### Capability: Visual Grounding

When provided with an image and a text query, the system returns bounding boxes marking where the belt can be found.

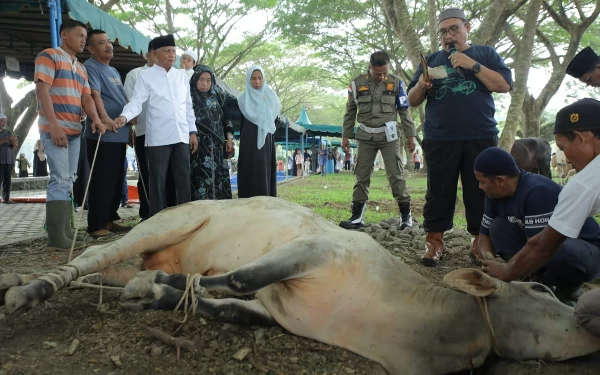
[358,123,386,134]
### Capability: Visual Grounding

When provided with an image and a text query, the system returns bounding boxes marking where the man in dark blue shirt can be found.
[474,147,600,306]
[407,7,512,267]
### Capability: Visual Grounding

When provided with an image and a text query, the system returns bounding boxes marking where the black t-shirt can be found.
[407,44,512,142]
[480,171,600,241]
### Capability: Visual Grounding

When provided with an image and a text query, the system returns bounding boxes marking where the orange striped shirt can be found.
[34,48,91,135]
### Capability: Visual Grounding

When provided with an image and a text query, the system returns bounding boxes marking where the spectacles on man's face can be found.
[437,23,465,38]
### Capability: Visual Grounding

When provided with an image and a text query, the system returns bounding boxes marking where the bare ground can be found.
[1,221,600,375]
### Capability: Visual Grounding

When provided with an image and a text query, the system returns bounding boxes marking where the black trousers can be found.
[422,137,497,235]
[134,135,150,220]
[0,163,13,202]
[145,143,191,217]
[489,218,600,288]
[86,140,126,233]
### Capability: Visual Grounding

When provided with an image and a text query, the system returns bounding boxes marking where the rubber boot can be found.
[64,200,85,243]
[46,201,86,251]
[421,232,445,267]
[339,202,366,229]
[398,201,413,230]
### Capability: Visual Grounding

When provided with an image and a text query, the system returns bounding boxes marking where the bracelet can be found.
[227,134,233,140]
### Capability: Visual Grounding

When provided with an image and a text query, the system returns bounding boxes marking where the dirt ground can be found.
[1,219,600,375]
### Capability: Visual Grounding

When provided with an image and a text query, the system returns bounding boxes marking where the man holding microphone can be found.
[407,7,513,267]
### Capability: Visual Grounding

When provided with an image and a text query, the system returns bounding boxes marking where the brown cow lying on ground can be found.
[1,197,600,375]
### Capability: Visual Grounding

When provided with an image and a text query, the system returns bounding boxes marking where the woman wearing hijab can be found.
[33,139,48,177]
[189,65,235,200]
[237,65,281,198]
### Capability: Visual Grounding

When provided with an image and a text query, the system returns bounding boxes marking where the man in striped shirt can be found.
[34,19,105,251]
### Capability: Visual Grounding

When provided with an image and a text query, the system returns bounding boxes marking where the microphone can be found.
[448,43,464,77]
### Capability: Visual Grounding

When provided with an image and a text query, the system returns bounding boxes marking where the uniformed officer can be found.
[473,146,600,306]
[480,99,600,311]
[566,46,600,87]
[340,50,416,230]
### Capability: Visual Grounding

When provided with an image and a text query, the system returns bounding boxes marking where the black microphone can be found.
[448,43,464,77]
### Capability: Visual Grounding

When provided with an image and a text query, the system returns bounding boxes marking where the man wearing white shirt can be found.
[123,40,155,221]
[115,34,198,217]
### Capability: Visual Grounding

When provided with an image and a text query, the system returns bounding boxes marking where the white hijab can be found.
[237,65,281,150]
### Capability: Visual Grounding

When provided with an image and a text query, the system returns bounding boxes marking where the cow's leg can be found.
[73,264,143,287]
[121,278,277,326]
[2,211,210,314]
[120,238,330,324]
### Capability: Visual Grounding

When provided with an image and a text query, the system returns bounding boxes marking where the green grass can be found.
[278,171,600,227]
[278,170,468,229]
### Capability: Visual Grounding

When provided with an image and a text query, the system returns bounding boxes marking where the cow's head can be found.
[444,268,600,361]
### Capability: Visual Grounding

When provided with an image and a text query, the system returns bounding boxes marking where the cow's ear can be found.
[443,268,498,297]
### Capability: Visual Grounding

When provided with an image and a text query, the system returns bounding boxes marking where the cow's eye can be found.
[531,284,552,294]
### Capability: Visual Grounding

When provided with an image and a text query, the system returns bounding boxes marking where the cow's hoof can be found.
[0,273,40,307]
[4,279,54,314]
[120,271,166,311]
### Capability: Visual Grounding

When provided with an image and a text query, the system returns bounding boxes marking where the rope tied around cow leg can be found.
[173,273,205,324]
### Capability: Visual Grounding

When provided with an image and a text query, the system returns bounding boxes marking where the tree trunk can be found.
[522,95,542,138]
[498,0,543,151]
[381,0,425,69]
[0,77,38,156]
[426,0,438,53]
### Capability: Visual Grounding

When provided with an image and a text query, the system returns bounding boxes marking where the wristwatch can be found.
[472,62,482,73]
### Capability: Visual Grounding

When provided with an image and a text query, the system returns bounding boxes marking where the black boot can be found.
[554,284,584,308]
[339,202,366,229]
[398,201,413,230]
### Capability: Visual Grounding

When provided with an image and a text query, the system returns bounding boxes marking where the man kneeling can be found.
[473,147,600,306]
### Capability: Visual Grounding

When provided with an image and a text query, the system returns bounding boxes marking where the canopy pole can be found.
[285,119,289,181]
[300,133,304,178]
[49,0,60,48]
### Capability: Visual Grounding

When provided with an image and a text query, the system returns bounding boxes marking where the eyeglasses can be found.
[437,23,465,37]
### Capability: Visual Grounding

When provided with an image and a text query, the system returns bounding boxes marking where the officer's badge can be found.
[358,86,369,91]
[570,113,580,123]
[386,83,394,91]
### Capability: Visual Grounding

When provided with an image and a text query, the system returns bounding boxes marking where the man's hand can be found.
[417,73,434,90]
[50,125,68,148]
[102,117,118,133]
[481,260,513,282]
[449,53,476,71]
[92,119,107,135]
[190,134,198,154]
[114,116,127,128]
[342,137,350,153]
[406,136,416,153]
[9,136,18,148]
[226,139,234,154]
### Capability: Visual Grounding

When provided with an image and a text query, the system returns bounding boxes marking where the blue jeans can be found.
[41,131,81,201]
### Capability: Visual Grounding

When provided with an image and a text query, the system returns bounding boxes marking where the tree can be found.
[0,78,37,157]
[498,0,544,151]
[520,0,600,138]
[107,0,276,78]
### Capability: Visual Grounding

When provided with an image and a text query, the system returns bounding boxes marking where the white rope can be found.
[173,273,204,324]
[476,296,501,357]
[68,132,102,263]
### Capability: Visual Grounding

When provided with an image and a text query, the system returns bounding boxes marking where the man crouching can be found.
[473,146,600,307]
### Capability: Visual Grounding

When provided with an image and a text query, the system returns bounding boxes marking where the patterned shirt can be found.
[480,170,600,241]
[34,47,91,135]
